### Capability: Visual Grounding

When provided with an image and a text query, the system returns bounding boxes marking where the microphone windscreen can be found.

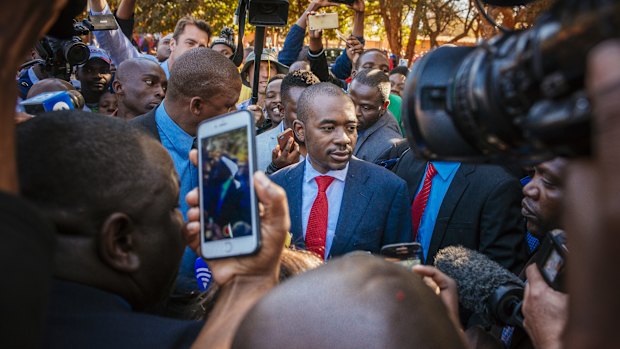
[434,246,524,314]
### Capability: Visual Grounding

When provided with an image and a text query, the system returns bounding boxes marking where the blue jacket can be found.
[270,157,412,257]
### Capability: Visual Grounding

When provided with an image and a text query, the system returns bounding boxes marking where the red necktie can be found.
[305,176,335,259]
[411,163,437,241]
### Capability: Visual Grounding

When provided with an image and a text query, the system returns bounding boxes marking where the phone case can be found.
[308,13,339,31]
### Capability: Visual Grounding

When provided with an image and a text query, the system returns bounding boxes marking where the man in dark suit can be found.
[130,47,242,293]
[349,68,403,163]
[271,83,412,259]
[16,111,291,349]
[391,147,528,273]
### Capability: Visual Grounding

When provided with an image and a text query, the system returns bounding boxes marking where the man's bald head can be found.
[233,255,466,349]
[113,58,167,119]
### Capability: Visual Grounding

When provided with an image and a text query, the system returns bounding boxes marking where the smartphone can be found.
[380,242,425,269]
[308,13,339,31]
[277,128,294,150]
[197,110,260,259]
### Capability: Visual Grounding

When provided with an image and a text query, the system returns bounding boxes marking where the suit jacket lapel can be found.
[353,114,386,155]
[329,159,372,257]
[427,165,473,262]
[286,161,306,248]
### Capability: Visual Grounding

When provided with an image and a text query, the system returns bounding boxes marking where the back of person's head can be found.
[17,111,185,310]
[351,68,391,104]
[232,255,466,349]
[167,47,242,102]
[26,78,75,99]
[280,70,320,106]
[390,65,409,77]
[193,248,323,320]
[173,15,212,42]
[297,82,351,123]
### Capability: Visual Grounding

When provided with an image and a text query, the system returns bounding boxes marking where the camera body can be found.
[33,15,118,81]
[248,0,289,27]
[404,0,620,164]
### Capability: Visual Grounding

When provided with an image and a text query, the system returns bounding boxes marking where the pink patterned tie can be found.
[411,163,437,241]
[305,176,335,259]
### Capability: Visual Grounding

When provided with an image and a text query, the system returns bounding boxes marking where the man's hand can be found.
[345,36,364,62]
[185,150,290,286]
[271,137,301,170]
[413,265,461,331]
[246,104,265,127]
[522,265,568,349]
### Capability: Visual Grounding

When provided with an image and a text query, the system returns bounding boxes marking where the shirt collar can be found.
[430,161,461,181]
[304,155,349,184]
[155,100,194,158]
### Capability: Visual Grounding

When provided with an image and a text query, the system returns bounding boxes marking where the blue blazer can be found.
[270,158,413,257]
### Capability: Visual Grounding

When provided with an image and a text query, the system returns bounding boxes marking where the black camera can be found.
[489,229,568,327]
[32,15,118,81]
[248,0,289,27]
[403,0,620,164]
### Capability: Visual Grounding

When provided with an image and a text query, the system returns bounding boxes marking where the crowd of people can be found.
[3,0,620,348]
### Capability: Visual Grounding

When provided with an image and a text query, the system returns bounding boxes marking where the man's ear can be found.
[99,213,139,273]
[112,80,123,95]
[189,97,204,117]
[169,38,177,53]
[293,119,306,143]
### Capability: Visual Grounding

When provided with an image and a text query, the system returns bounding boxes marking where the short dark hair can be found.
[354,48,387,70]
[167,47,241,100]
[390,65,409,76]
[268,74,286,85]
[297,82,351,123]
[173,15,212,42]
[280,70,320,106]
[17,111,156,234]
[351,68,390,104]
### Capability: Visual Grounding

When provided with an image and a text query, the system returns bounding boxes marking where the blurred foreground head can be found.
[16,111,185,310]
[232,255,466,349]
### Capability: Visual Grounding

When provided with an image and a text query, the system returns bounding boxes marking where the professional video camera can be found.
[232,0,289,104]
[435,229,568,328]
[26,15,117,81]
[403,0,620,164]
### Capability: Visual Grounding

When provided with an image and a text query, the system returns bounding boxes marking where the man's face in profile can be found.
[521,158,568,237]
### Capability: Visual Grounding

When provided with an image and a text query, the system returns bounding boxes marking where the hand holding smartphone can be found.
[277,128,294,151]
[197,110,260,259]
[381,242,425,269]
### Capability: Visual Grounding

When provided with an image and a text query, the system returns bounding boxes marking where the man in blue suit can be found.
[271,83,412,259]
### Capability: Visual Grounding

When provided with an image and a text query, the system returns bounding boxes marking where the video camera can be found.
[29,14,118,81]
[489,229,568,327]
[403,0,620,164]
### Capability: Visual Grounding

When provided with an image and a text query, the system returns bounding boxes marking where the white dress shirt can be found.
[301,156,349,260]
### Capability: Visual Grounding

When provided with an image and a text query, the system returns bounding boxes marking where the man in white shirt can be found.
[89,0,212,78]
[270,82,412,259]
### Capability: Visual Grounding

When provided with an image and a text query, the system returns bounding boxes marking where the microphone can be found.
[20,91,84,114]
[67,90,85,110]
[434,246,525,327]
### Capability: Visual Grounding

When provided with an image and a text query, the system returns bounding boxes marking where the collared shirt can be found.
[415,161,461,261]
[155,101,197,219]
[301,156,349,260]
[160,60,170,79]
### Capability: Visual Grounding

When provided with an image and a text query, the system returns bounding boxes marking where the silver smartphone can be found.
[197,110,260,259]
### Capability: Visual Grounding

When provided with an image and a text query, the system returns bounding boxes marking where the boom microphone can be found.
[434,246,525,327]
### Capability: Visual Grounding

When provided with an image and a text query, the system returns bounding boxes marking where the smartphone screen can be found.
[198,111,260,259]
